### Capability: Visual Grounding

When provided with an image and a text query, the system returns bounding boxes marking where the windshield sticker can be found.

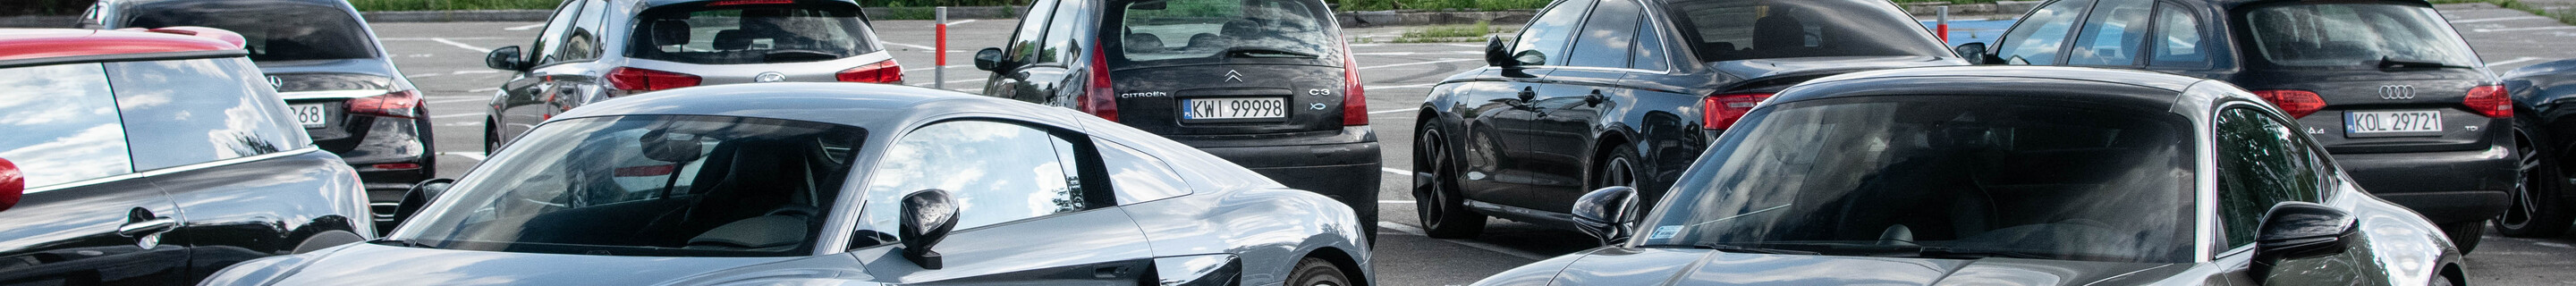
[1648,225,1682,240]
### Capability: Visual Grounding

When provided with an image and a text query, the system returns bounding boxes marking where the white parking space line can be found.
[1359,59,1479,70]
[946,20,979,26]
[1368,108,1416,114]
[431,113,484,119]
[470,88,501,92]
[881,41,938,51]
[1443,43,1483,47]
[504,23,547,30]
[408,70,502,79]
[1380,223,1551,260]
[2452,16,2550,23]
[2541,242,2574,248]
[431,38,494,53]
[2475,26,2576,33]
[1382,167,1410,175]
[443,152,487,162]
[428,97,485,104]
[1377,200,1416,204]
[2489,56,2548,66]
[910,79,985,87]
[1366,83,1438,90]
[902,64,977,72]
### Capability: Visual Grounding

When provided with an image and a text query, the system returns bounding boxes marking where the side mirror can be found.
[0,157,21,213]
[1952,43,1991,64]
[900,189,960,269]
[484,46,526,71]
[1484,36,1516,69]
[973,47,1005,72]
[388,178,456,229]
[1572,186,1641,245]
[2251,201,2356,275]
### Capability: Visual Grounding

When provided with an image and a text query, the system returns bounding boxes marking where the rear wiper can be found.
[1686,243,1821,255]
[1224,46,1319,58]
[2378,56,2472,71]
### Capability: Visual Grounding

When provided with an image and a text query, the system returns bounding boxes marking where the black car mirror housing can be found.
[1484,36,1515,69]
[1572,186,1640,245]
[0,157,21,213]
[900,189,960,269]
[485,46,526,71]
[1952,42,1991,64]
[388,178,456,231]
[2251,201,2356,275]
[974,47,1006,72]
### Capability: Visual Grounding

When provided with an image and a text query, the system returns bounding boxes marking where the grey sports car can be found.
[200,83,1371,286]
[1475,66,2466,285]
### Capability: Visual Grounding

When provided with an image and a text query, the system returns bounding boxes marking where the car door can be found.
[0,63,191,286]
[852,120,1154,285]
[99,57,366,280]
[496,0,589,142]
[1523,0,1650,210]
[1478,0,1589,208]
[536,0,614,120]
[2207,105,2368,283]
[1989,0,2092,65]
[985,0,1065,104]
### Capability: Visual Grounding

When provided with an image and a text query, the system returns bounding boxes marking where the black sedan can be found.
[2499,58,2576,238]
[85,0,436,233]
[1474,66,2465,286]
[201,83,1371,286]
[1411,0,1965,238]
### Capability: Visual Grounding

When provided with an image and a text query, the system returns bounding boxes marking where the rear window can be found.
[1106,0,1343,67]
[2246,3,2479,69]
[629,3,882,64]
[121,2,378,62]
[1664,0,1950,62]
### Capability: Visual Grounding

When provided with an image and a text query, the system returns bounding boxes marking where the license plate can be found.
[2345,110,2442,134]
[290,104,327,128]
[1182,97,1288,120]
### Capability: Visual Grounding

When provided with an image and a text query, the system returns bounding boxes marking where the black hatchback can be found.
[972,0,1382,238]
[1953,0,2510,251]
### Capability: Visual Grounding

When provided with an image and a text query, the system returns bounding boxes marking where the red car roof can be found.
[0,28,246,62]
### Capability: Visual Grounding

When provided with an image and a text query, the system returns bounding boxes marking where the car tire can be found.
[413,106,436,174]
[1285,257,1351,286]
[2439,221,2485,254]
[2500,122,2574,238]
[1592,144,1642,191]
[1415,128,1485,239]
[484,118,501,154]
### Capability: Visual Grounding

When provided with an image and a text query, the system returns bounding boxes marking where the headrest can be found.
[651,20,692,45]
[714,29,753,50]
[1125,33,1164,51]
[1752,13,1806,50]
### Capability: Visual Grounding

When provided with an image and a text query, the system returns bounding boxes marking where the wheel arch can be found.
[1300,246,1370,286]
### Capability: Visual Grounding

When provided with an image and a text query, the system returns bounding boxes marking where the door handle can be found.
[1516,87,1537,102]
[119,207,177,248]
[1585,89,1606,106]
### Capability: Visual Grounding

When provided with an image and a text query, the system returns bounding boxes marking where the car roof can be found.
[0,28,244,64]
[548,82,1068,130]
[636,0,862,7]
[1776,66,2210,113]
[110,0,352,10]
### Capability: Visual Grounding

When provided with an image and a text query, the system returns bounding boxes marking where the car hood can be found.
[1708,55,1967,89]
[1522,248,2191,286]
[222,242,809,285]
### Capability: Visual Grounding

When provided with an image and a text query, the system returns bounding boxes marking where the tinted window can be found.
[1640,96,2196,263]
[864,121,1093,232]
[629,3,885,64]
[109,58,309,171]
[397,115,863,257]
[530,0,587,64]
[1511,0,1594,66]
[2065,0,2148,66]
[1041,0,1086,64]
[1107,0,1343,67]
[2148,3,2216,69]
[2246,4,2479,69]
[122,2,377,62]
[1568,0,1642,68]
[0,63,132,188]
[555,0,610,63]
[1632,16,1671,71]
[1663,0,1950,62]
[1006,0,1061,63]
[1996,0,2090,65]
[1098,139,1189,205]
[2213,107,2322,248]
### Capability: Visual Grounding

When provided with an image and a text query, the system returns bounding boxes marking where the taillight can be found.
[1341,42,1368,126]
[348,89,421,119]
[606,67,700,93]
[1700,93,1770,130]
[836,60,903,83]
[2466,85,2512,118]
[2249,89,2326,118]
[1081,42,1118,122]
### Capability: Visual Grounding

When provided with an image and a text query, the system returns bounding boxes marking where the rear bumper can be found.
[2334,145,2514,223]
[1179,126,1383,214]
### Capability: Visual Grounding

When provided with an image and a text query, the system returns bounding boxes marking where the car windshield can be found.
[1639,97,2197,263]
[629,3,882,64]
[394,115,865,257]
[2245,3,2480,69]
[121,2,378,62]
[1663,0,1950,62]
[1106,0,1342,66]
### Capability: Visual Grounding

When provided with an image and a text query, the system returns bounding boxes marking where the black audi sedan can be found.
[84,0,434,233]
[0,28,372,285]
[2497,58,2576,239]
[1953,0,2510,251]
[1476,66,2466,286]
[202,83,1372,286]
[1410,0,1965,238]
[971,0,1383,240]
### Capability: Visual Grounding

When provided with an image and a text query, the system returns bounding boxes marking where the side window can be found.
[1631,15,1670,71]
[553,0,611,63]
[1995,0,2091,65]
[0,63,133,188]
[2066,0,2151,66]
[1097,139,1189,205]
[530,0,588,64]
[109,58,310,171]
[1038,0,1085,64]
[1510,0,1596,66]
[2212,107,2324,248]
[1567,0,1641,68]
[865,121,1095,232]
[2148,3,2215,69]
[1006,0,1063,63]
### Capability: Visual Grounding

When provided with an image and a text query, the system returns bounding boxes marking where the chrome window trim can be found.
[24,147,321,195]
[1632,0,1679,74]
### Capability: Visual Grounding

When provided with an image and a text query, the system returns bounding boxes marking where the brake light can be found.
[836,60,903,83]
[606,67,700,93]
[348,89,421,119]
[1081,40,1118,122]
[2466,85,2512,118]
[1700,93,1770,130]
[2249,89,2326,118]
[1341,42,1368,126]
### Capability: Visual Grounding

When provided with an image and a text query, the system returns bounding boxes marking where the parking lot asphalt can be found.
[375,4,2576,284]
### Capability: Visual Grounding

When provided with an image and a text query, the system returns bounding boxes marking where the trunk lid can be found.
[2235,67,2502,153]
[1108,63,1347,136]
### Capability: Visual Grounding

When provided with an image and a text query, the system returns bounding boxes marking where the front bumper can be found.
[2334,145,2514,223]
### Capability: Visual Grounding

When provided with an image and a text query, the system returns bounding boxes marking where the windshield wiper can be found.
[1911,247,2053,259]
[374,239,437,248]
[2378,56,2472,71]
[1683,243,1821,255]
[1224,46,1319,58]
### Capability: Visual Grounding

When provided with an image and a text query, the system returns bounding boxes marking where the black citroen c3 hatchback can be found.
[974,0,1380,239]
